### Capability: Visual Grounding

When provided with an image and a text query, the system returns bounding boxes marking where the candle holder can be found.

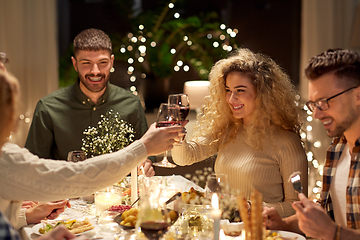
[95,186,122,216]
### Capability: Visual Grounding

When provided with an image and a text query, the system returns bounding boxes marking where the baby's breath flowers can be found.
[81,110,135,158]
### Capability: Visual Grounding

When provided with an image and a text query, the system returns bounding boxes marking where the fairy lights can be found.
[114,1,239,95]
[301,102,323,200]
[177,60,183,66]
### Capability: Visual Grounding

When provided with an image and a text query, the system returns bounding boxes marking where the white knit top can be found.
[0,141,147,228]
[172,126,308,218]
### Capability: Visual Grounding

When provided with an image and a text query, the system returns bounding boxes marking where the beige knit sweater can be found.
[172,126,308,218]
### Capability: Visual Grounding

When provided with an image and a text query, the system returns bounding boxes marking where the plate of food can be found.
[114,208,179,230]
[32,218,94,236]
[265,230,306,240]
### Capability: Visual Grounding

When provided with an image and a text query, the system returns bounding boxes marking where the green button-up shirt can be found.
[25,80,148,160]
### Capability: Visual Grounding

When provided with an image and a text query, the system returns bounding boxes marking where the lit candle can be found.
[212,193,222,240]
[95,190,122,216]
[131,166,138,208]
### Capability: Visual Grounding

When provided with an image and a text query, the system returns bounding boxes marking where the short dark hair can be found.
[305,48,360,87]
[73,28,112,56]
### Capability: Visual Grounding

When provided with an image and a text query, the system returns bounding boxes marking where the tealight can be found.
[95,188,122,216]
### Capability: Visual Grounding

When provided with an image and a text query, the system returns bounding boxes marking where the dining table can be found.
[20,175,203,240]
[19,174,316,240]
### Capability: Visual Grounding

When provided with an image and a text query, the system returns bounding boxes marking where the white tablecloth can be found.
[20,175,201,240]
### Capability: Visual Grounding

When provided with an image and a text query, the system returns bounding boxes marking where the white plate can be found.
[31,222,94,236]
[271,230,306,240]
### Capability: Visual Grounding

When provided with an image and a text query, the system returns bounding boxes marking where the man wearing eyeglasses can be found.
[264,48,360,240]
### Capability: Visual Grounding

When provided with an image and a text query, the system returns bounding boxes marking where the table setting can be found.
[20,172,308,240]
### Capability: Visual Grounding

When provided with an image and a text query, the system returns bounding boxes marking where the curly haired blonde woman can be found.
[172,48,308,218]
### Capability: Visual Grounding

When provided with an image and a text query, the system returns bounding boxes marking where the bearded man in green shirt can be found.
[25,28,155,177]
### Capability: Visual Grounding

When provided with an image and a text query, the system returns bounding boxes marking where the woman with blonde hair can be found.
[172,48,307,218]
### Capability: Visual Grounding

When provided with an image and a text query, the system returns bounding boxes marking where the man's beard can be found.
[327,110,358,138]
[79,73,109,93]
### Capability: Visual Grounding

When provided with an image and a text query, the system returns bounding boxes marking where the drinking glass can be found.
[137,177,170,240]
[168,94,190,143]
[67,150,86,162]
[153,103,180,168]
[95,186,122,216]
[204,173,230,196]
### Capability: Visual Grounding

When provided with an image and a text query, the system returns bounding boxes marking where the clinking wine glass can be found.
[153,103,180,168]
[168,94,190,144]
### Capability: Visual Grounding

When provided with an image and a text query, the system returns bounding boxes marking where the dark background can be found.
[57,0,301,93]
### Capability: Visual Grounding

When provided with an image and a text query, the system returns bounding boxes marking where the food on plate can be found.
[118,208,178,228]
[120,208,138,227]
[182,187,204,204]
[265,230,298,240]
[222,204,241,223]
[168,210,178,223]
[39,218,94,234]
[108,204,131,214]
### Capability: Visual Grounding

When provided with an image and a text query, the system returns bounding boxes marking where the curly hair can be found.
[0,70,20,148]
[305,48,360,88]
[193,48,302,149]
[73,28,112,56]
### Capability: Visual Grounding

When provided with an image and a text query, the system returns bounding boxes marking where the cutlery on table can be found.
[165,192,182,205]
[289,172,302,193]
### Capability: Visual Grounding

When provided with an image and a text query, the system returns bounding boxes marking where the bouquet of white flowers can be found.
[81,110,135,158]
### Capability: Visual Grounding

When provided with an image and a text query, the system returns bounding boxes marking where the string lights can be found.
[300,102,323,201]
[113,1,239,96]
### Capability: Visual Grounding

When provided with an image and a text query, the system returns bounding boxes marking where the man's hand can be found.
[139,123,183,156]
[26,200,71,224]
[292,193,337,240]
[138,159,155,177]
[263,207,286,230]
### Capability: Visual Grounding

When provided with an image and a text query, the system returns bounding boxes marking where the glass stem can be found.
[163,151,168,161]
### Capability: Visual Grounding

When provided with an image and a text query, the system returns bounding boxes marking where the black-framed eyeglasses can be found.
[306,86,358,112]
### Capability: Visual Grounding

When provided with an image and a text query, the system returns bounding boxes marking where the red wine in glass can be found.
[153,103,179,168]
[179,107,190,121]
[156,121,180,128]
[140,221,170,240]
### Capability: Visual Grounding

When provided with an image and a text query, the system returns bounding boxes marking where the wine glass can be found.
[137,178,170,240]
[67,150,86,162]
[205,173,230,197]
[153,103,180,168]
[168,94,190,143]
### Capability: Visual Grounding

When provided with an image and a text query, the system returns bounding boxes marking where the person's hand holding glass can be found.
[168,93,190,144]
[153,103,180,168]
